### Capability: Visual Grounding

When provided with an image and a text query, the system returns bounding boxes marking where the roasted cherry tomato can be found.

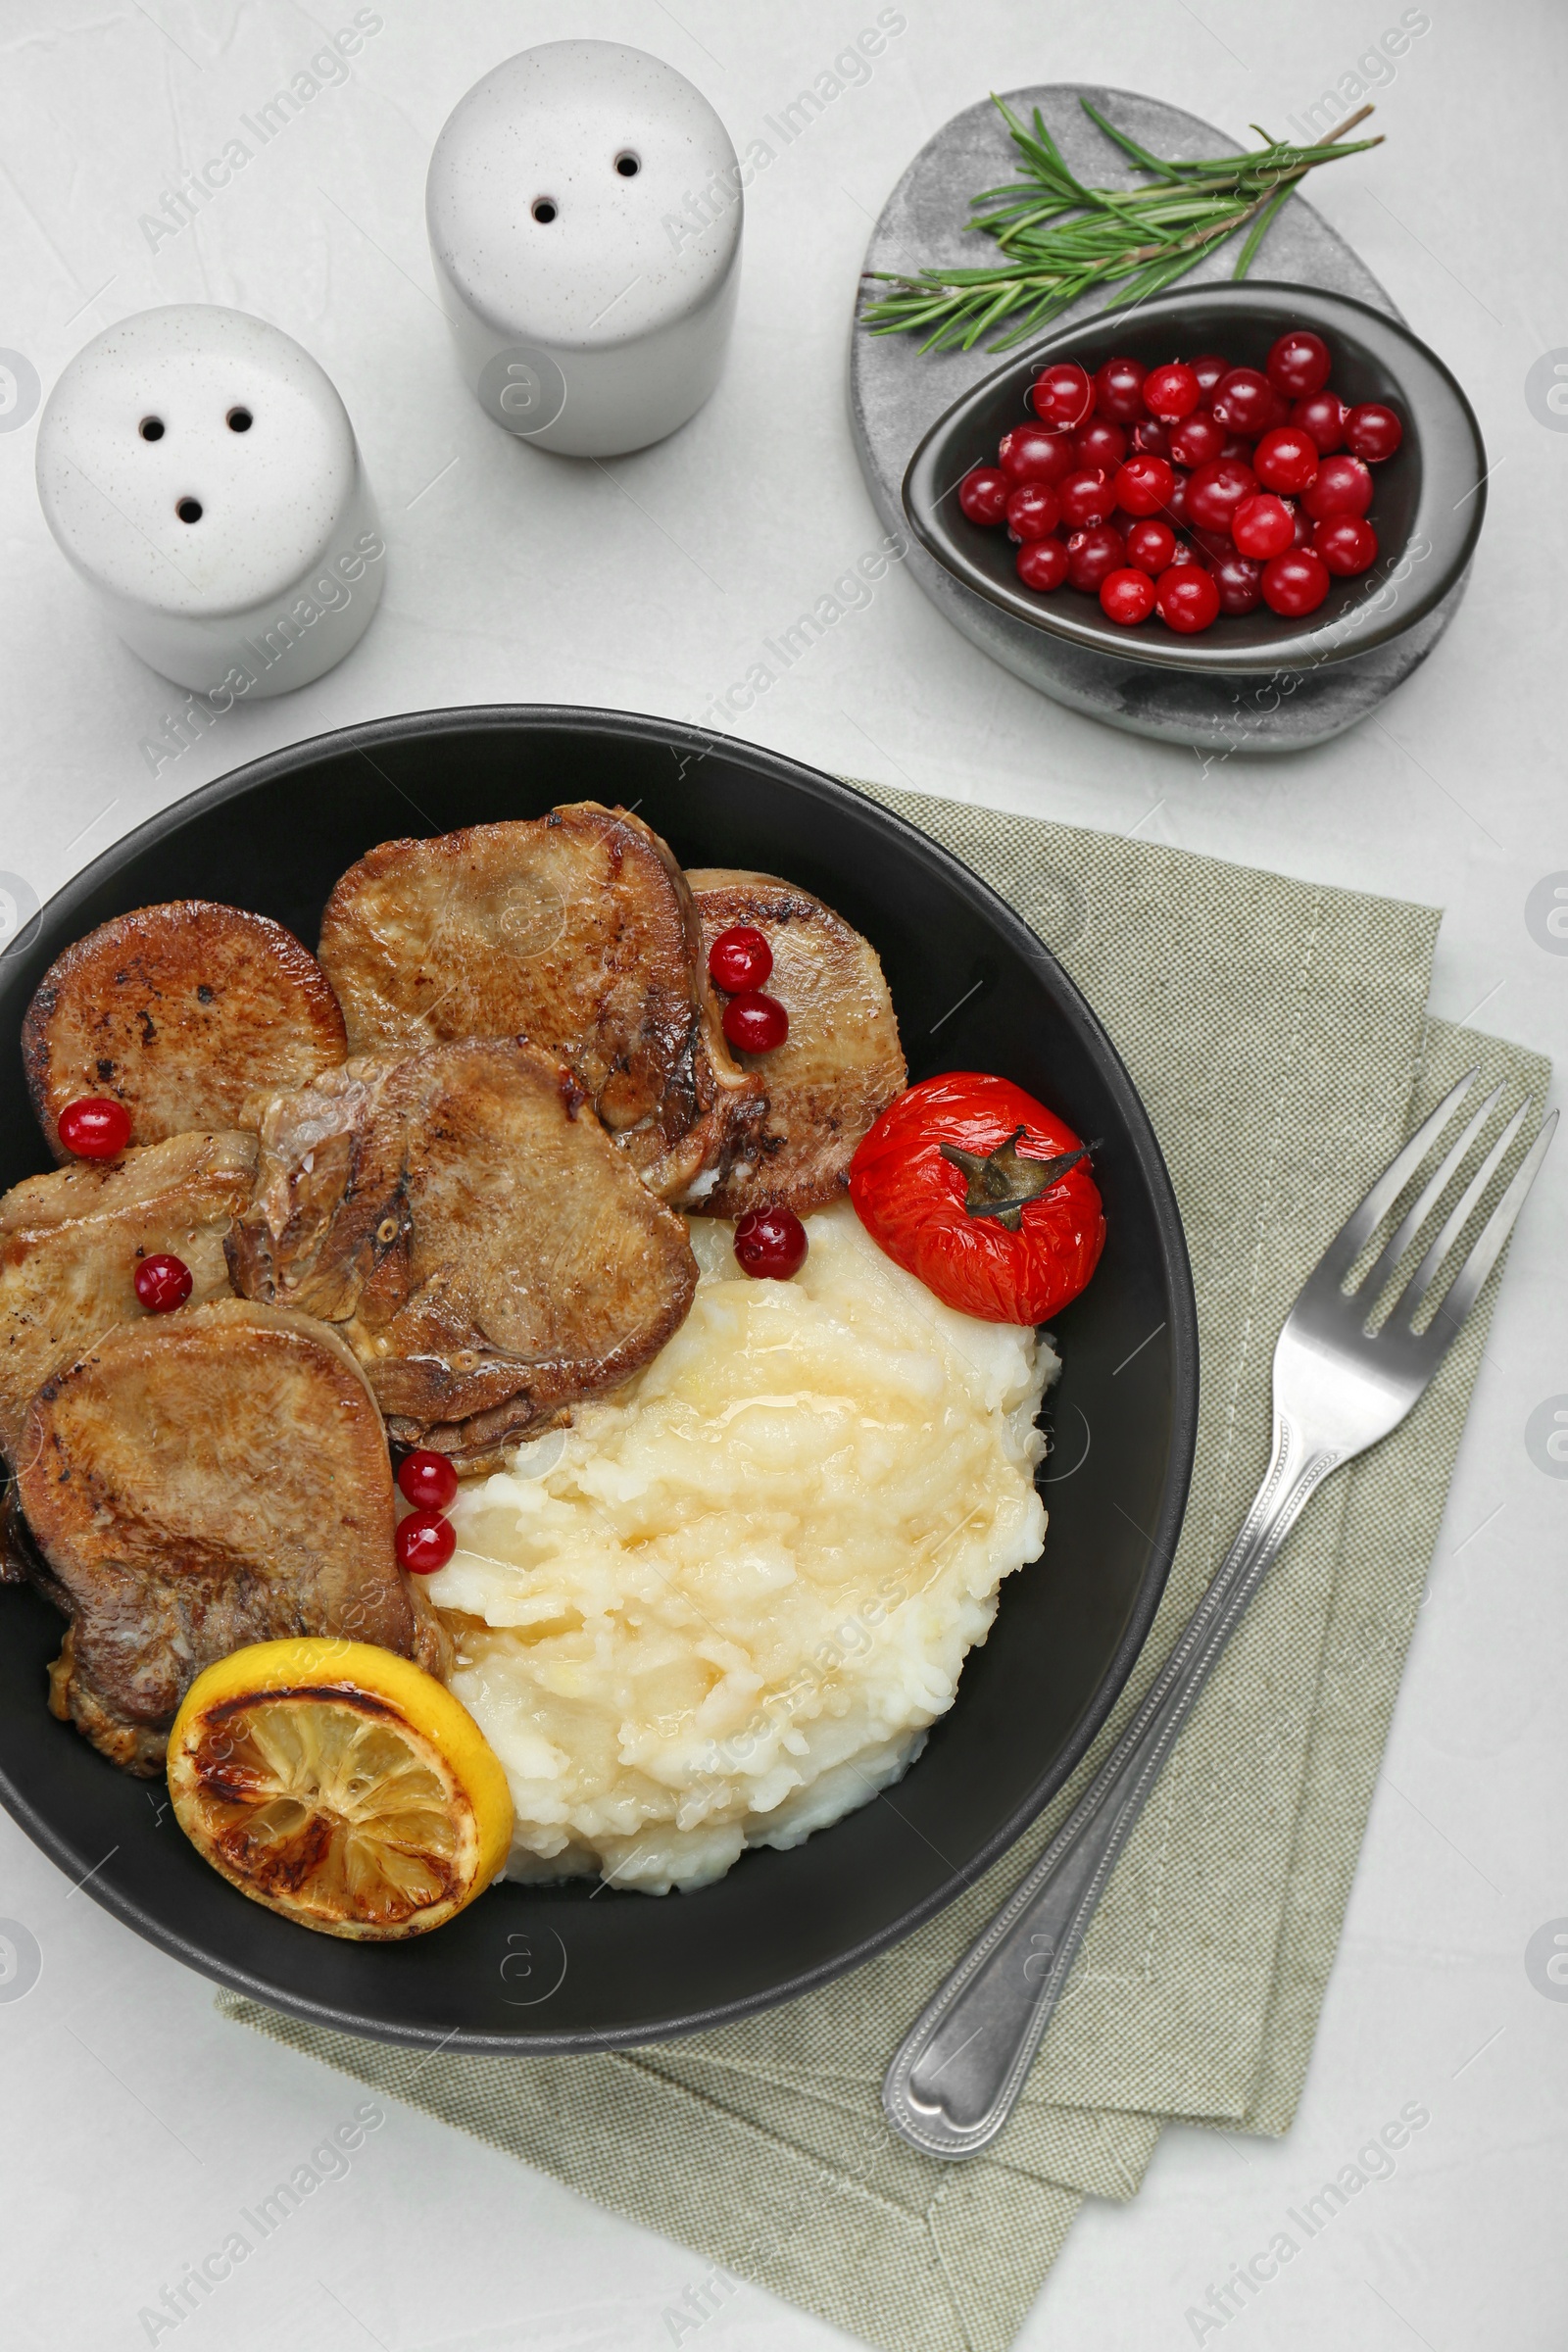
[849,1073,1104,1324]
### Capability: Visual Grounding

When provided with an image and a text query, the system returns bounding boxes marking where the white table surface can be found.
[1,5,1563,2348]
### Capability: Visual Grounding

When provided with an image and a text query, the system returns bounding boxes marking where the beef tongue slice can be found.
[23,901,346,1156]
[228,1037,698,1468]
[16,1298,423,1776]
[0,1130,258,1465]
[686,869,906,1218]
[316,804,761,1202]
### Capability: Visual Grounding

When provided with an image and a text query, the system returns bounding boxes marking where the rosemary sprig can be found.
[862,96,1383,352]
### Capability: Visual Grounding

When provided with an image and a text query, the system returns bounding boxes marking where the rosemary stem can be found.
[860,95,1386,353]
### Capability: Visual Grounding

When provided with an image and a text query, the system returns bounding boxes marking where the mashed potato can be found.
[428,1201,1055,1893]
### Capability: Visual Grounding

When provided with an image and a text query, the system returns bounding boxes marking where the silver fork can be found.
[883,1071,1556,2161]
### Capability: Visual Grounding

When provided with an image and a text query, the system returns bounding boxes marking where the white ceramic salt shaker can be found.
[426,40,742,458]
[35,305,383,701]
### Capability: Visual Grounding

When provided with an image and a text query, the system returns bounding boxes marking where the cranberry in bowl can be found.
[902,279,1486,679]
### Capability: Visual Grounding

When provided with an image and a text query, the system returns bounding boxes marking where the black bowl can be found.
[904,279,1487,675]
[0,708,1197,2051]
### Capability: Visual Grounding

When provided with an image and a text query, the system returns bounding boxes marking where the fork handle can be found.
[882,1412,1342,2160]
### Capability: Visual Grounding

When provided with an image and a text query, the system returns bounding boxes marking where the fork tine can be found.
[1392,1097,1532,1327]
[1318,1068,1480,1281]
[1354,1082,1503,1300]
[1417,1108,1558,1346]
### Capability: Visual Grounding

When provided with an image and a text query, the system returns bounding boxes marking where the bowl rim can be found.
[0,704,1200,2048]
[902,277,1488,676]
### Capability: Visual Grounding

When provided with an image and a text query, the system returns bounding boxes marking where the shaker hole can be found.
[139,416,165,441]
[615,152,640,177]
[531,198,558,224]
[176,497,203,524]
[226,406,253,432]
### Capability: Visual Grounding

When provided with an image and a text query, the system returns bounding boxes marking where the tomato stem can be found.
[939,1126,1089,1232]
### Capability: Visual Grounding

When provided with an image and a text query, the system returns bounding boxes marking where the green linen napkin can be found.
[219,786,1549,2352]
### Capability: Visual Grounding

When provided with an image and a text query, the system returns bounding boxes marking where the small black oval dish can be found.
[904,279,1486,675]
[0,708,1197,2052]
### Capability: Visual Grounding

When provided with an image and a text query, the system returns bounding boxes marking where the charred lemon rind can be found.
[167,1639,514,1940]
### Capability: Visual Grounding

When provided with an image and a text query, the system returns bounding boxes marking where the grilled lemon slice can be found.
[167,1639,514,1939]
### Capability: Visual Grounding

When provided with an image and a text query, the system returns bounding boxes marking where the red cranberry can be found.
[1290,391,1347,454]
[1073,418,1127,472]
[1291,504,1315,548]
[134,1252,192,1313]
[396,1511,456,1574]
[1344,402,1403,463]
[1209,552,1263,614]
[1143,361,1200,421]
[957,466,1009,525]
[1168,410,1226,469]
[1064,524,1125,592]
[1266,329,1332,398]
[398,1449,460,1511]
[57,1097,131,1158]
[1260,548,1331,616]
[1218,434,1256,464]
[1163,538,1204,568]
[734,1203,808,1280]
[1032,361,1094,429]
[722,991,789,1054]
[1094,356,1147,421]
[1162,472,1191,527]
[1005,482,1061,542]
[1231,492,1297,560]
[1123,517,1177,575]
[1210,368,1274,437]
[1155,566,1220,633]
[1112,454,1176,517]
[1252,425,1319,495]
[1313,515,1379,575]
[1302,454,1373,520]
[1016,537,1068,591]
[1189,526,1237,564]
[1131,415,1171,459]
[1100,567,1156,625]
[999,425,1074,485]
[1186,457,1258,534]
[1188,353,1230,400]
[709,925,772,991]
[1058,469,1116,529]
